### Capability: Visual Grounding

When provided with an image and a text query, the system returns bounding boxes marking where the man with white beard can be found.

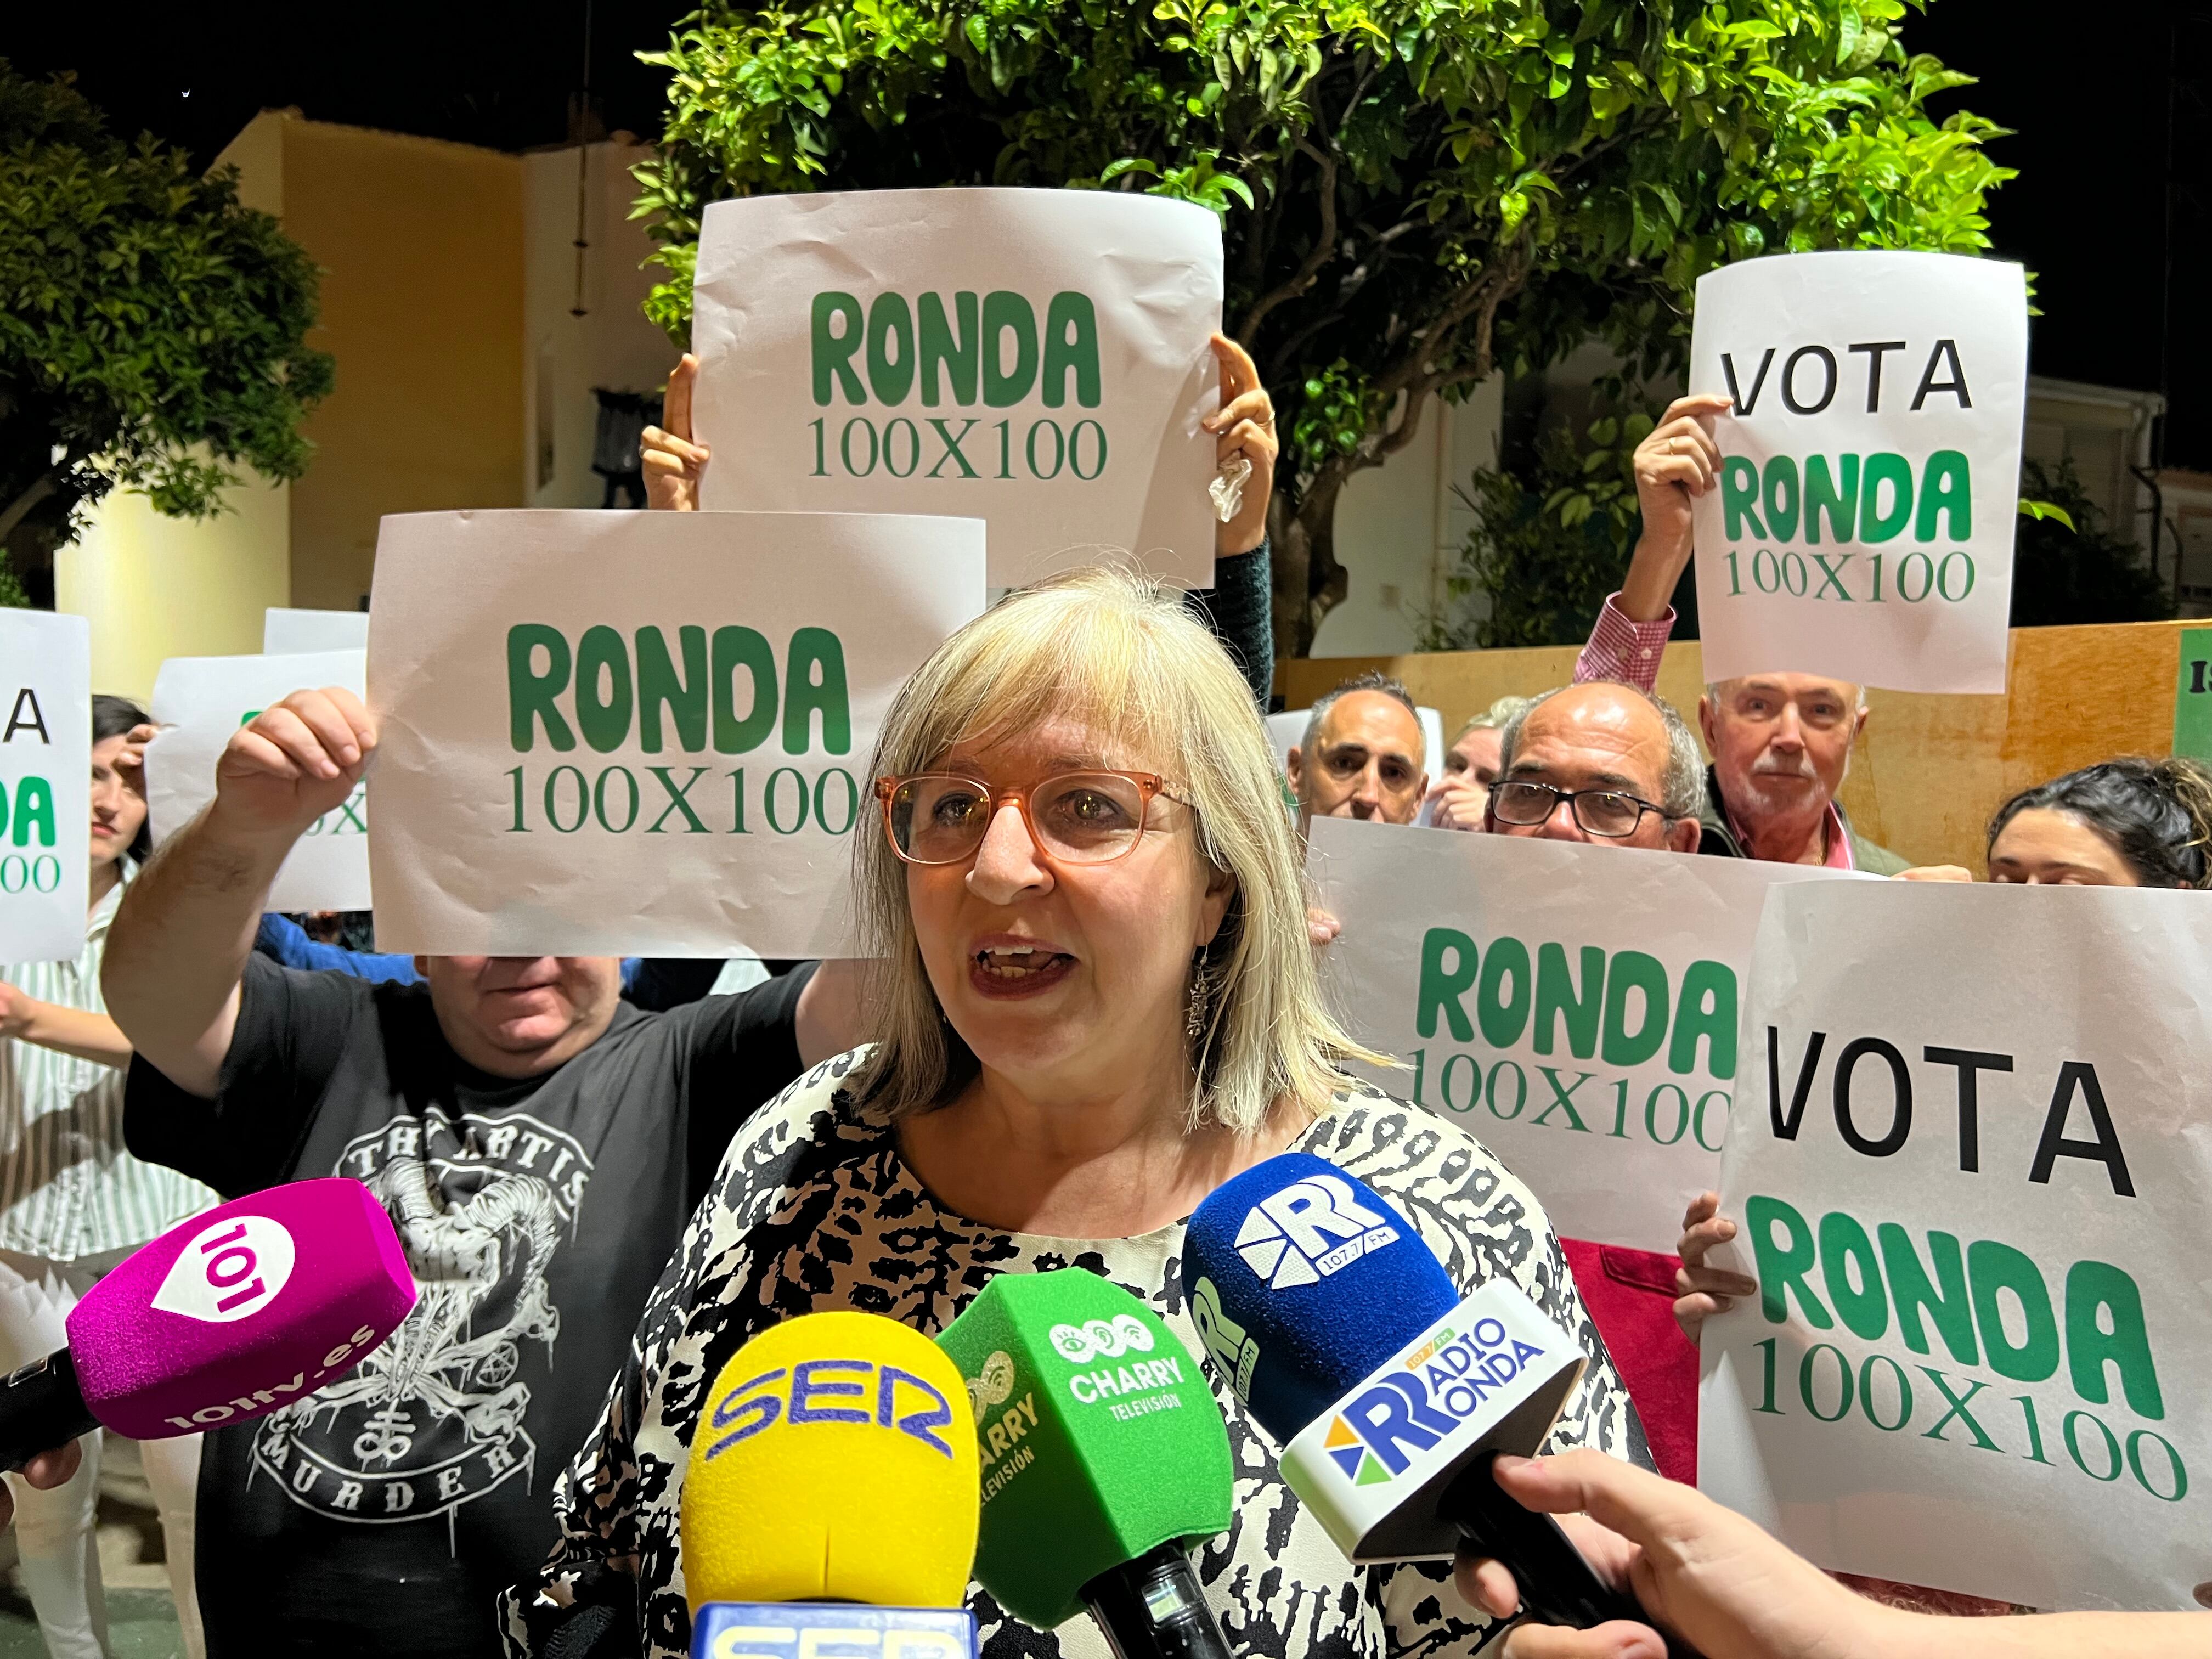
[1689,674,1904,870]
[1572,393,1908,873]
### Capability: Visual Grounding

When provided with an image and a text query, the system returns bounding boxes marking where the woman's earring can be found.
[1186,953,1211,1041]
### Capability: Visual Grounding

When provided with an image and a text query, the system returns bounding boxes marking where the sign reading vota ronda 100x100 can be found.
[935,1269,1232,1632]
[1698,881,2212,1612]
[691,189,1223,589]
[365,510,986,959]
[1689,250,2028,695]
[0,610,88,965]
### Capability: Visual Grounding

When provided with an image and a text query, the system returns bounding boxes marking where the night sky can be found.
[7,1,2205,464]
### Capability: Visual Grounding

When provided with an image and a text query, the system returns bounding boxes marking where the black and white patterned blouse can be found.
[501,1051,1651,1659]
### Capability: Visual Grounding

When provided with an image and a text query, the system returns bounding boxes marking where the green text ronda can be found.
[808,290,1110,486]
[1718,450,1977,607]
[1740,1193,2183,1506]
[503,623,857,839]
[1408,926,1737,1149]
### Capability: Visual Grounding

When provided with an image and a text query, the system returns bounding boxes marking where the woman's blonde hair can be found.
[848,563,1384,1132]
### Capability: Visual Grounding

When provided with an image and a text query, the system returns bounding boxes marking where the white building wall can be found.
[522,140,682,507]
[1311,377,1504,656]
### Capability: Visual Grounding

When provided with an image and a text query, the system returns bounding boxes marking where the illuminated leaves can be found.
[0,64,331,545]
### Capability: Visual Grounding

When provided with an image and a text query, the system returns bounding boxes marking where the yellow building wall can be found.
[54,112,529,690]
[57,478,292,704]
[280,119,526,608]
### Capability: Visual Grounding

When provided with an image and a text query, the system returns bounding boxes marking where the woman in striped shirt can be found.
[0,695,217,1659]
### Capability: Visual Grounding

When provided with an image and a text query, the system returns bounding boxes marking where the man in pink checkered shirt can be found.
[1572,393,1908,874]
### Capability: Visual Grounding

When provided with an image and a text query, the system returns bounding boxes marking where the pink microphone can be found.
[0,1177,416,1465]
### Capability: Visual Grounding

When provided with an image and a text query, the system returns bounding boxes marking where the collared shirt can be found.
[0,867,218,1262]
[1723,797,1858,871]
[1574,591,1673,692]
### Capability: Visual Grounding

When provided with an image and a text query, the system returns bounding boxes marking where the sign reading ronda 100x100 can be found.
[364,509,986,960]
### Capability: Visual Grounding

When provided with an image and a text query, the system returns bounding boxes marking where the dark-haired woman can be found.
[0,695,215,1659]
[1893,756,2212,888]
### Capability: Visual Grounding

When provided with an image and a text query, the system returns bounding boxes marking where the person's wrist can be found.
[1839,1595,1939,1659]
[200,794,313,867]
[1618,531,1690,620]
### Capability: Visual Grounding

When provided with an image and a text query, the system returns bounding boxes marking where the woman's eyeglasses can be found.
[874,771,1179,866]
[1488,779,1666,838]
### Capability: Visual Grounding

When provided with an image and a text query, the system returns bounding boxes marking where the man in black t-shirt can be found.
[103,687,857,1657]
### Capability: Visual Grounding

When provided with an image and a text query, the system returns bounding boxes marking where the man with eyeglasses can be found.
[1483,682,1706,854]
[1285,669,1429,827]
[99,686,864,1658]
[1571,392,1907,872]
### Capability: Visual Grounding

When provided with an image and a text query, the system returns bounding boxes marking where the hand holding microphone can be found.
[1458,1449,2211,1659]
[1451,1448,1829,1659]
[0,1176,416,1469]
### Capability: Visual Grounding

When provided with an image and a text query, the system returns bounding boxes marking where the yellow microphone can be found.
[681,1310,981,1659]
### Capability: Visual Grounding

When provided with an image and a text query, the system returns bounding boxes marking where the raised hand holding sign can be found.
[690,188,1223,585]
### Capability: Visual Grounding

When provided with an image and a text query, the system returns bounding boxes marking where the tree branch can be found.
[0,475,59,547]
[1344,241,1531,478]
[1239,139,1340,341]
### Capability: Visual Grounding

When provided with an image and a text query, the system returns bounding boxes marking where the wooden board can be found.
[1278,619,2198,872]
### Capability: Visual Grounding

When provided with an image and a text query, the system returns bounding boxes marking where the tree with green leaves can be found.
[634,0,2008,651]
[0,63,331,583]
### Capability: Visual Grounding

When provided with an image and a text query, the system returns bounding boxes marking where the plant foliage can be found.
[635,0,2010,650]
[1420,390,1652,650]
[2009,457,2172,629]
[0,63,332,555]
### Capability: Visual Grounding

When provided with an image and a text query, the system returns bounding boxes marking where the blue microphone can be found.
[1181,1153,1641,1633]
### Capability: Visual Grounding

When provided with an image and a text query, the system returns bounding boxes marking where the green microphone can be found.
[936,1269,1234,1659]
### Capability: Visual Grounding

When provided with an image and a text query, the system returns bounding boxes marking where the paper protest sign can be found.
[1308,819,1849,1249]
[1697,882,2212,1611]
[691,188,1222,588]
[1690,251,2027,693]
[366,510,986,957]
[0,611,89,965]
[147,649,373,913]
[264,608,370,654]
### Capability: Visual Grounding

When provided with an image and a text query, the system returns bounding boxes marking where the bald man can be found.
[1484,681,1703,854]
[1286,670,1429,825]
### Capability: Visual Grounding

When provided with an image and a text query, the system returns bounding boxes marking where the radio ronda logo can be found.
[1323,1317,1549,1487]
[1234,1173,1398,1290]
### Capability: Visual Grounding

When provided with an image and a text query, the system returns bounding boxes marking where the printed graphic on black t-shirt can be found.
[254,1109,596,1528]
[123,957,817,1657]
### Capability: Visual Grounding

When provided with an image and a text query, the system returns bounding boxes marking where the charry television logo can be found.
[1321,1317,1549,1486]
[1233,1173,1398,1290]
